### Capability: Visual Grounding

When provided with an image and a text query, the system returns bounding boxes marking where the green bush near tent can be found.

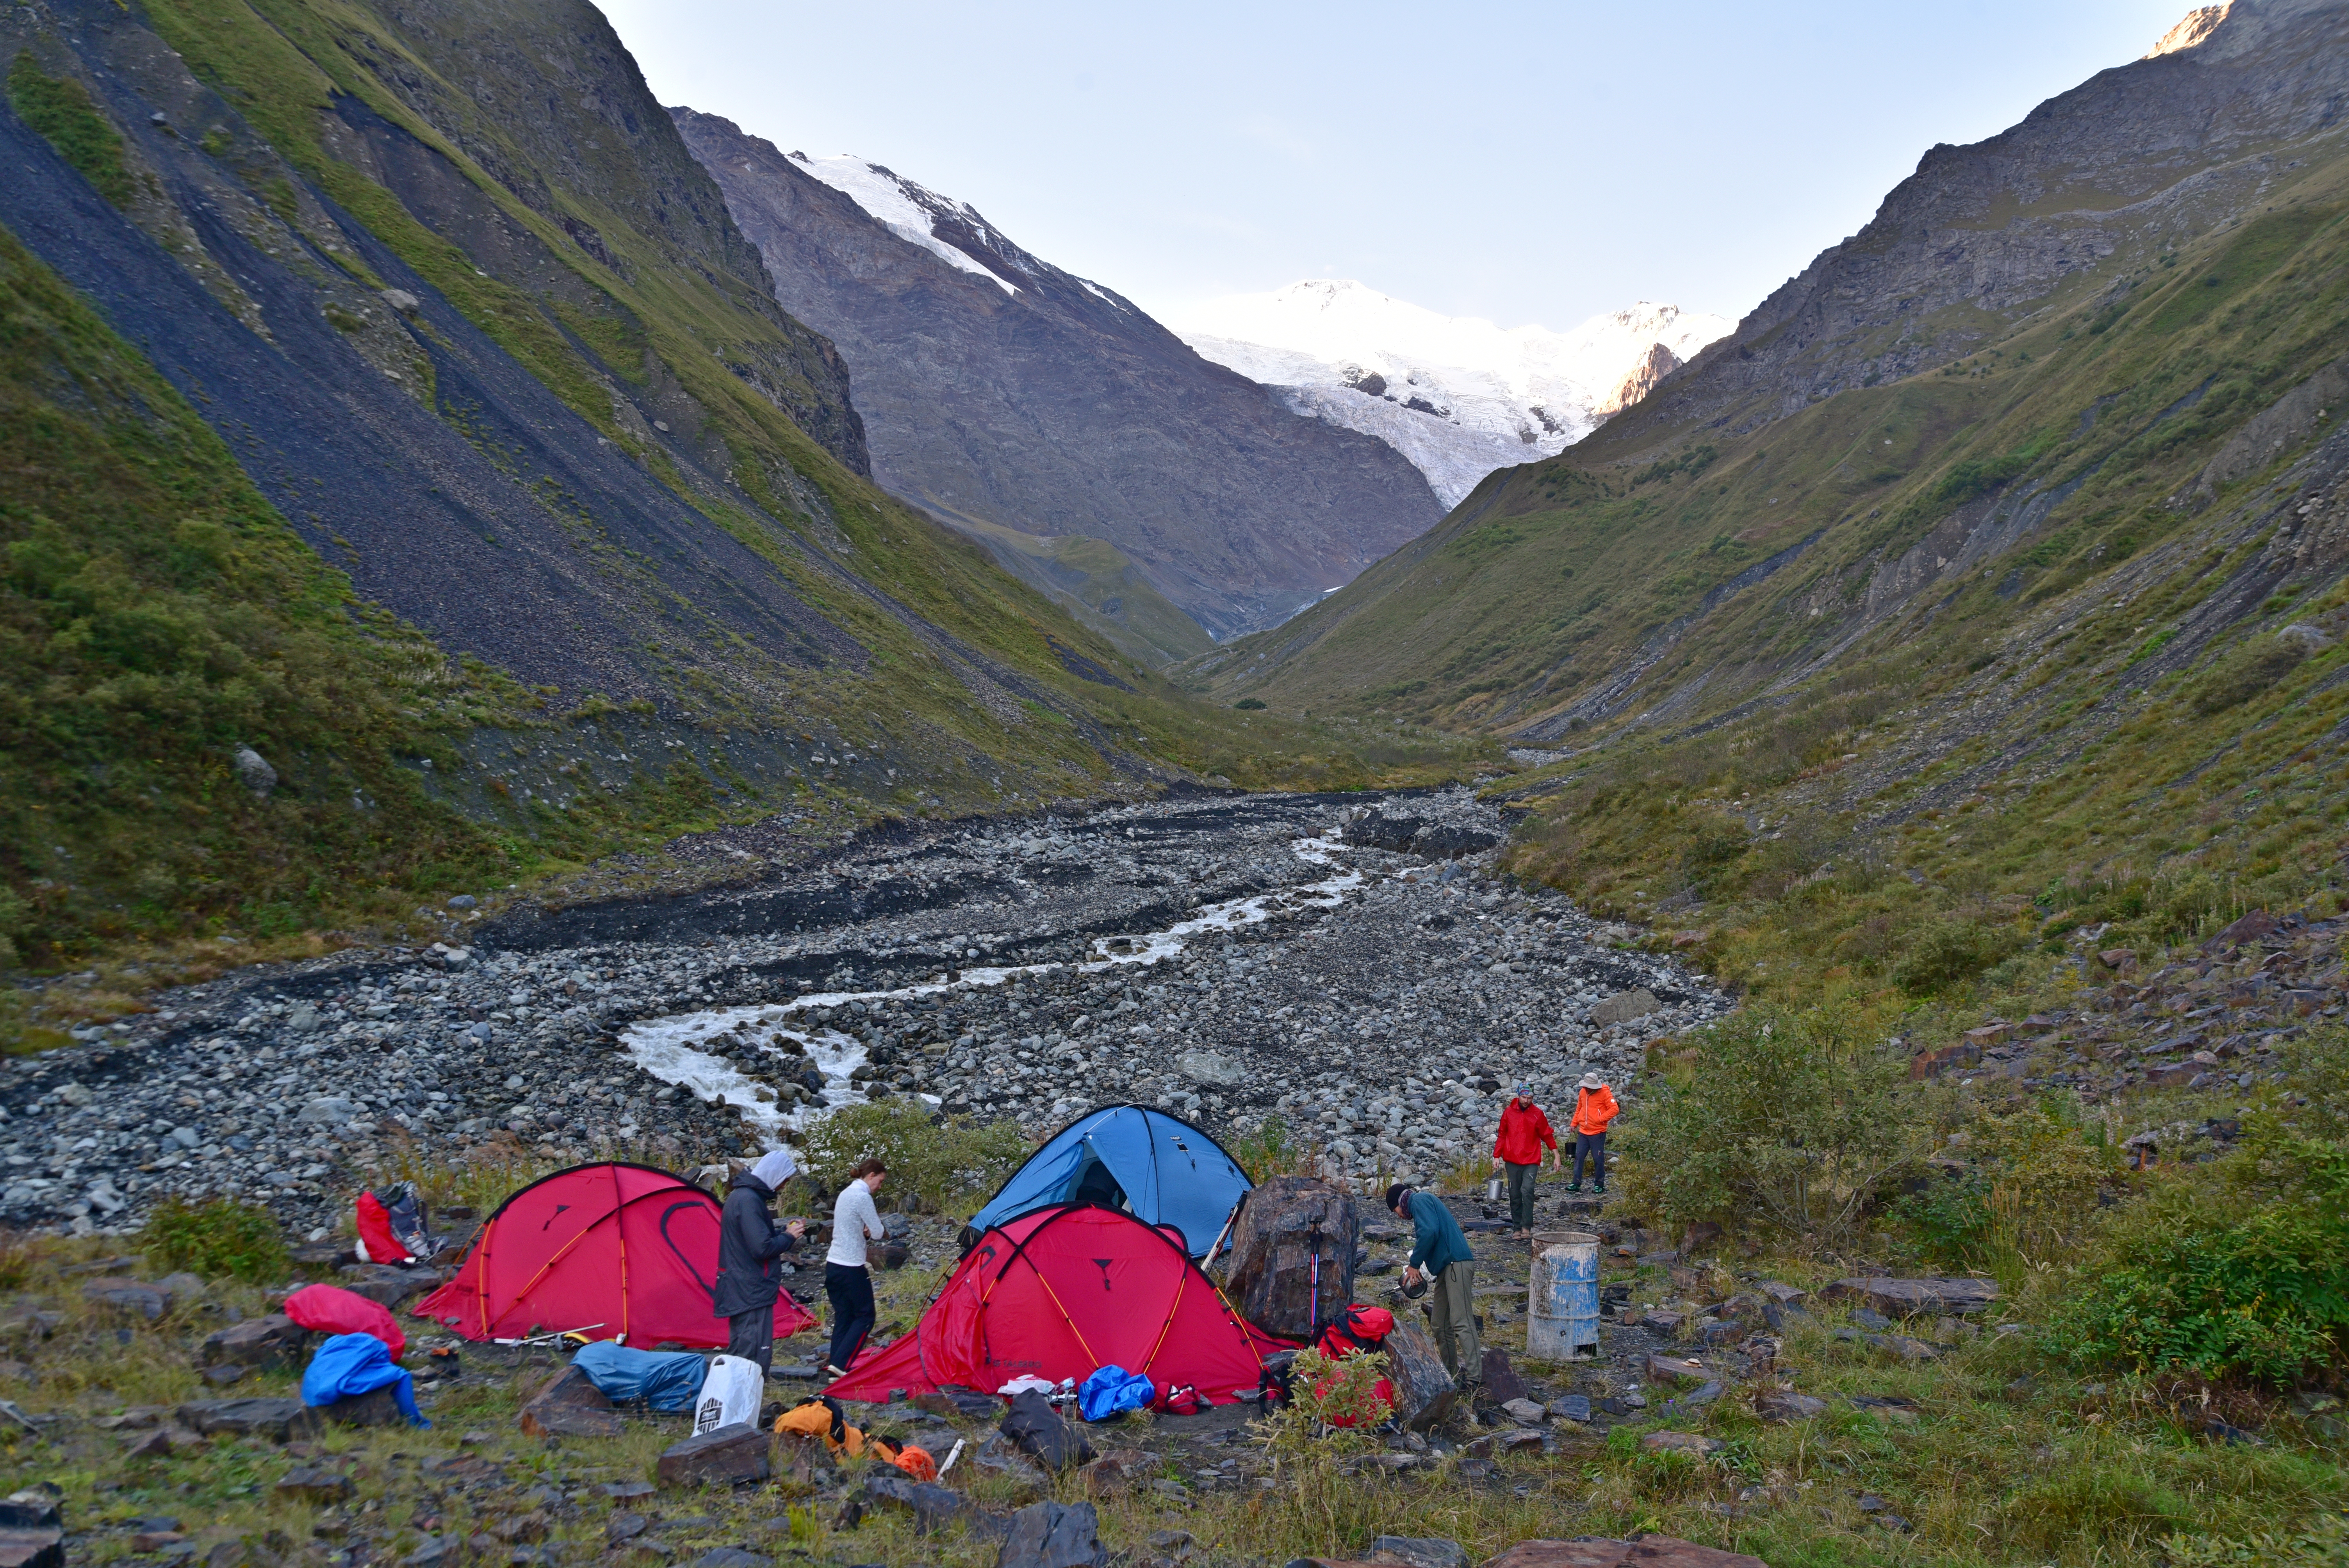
[796,1100,1031,1217]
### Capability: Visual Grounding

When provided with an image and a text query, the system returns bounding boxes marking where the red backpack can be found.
[1315,1304,1395,1358]
[1311,1304,1397,1426]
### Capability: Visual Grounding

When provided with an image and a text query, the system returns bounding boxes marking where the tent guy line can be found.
[618,832,1368,1149]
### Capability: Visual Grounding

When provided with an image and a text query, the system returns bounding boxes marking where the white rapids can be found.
[618,832,1368,1148]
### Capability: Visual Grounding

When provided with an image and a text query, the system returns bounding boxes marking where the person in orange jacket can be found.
[1490,1082,1559,1235]
[1568,1072,1620,1194]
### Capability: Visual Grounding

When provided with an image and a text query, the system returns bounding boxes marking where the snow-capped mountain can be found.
[1170,281,1733,507]
[674,113,1442,645]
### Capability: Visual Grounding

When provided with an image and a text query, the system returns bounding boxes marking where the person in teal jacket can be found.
[1386,1182,1480,1391]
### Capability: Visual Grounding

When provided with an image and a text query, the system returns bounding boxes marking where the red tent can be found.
[825,1203,1288,1405]
[414,1162,816,1349]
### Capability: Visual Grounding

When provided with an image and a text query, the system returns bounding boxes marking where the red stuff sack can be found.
[354,1190,413,1265]
[284,1283,407,1360]
[1160,1384,1210,1415]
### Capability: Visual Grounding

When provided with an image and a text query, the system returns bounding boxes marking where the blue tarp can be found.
[1078,1363,1155,1422]
[571,1341,708,1412]
[301,1332,427,1426]
[967,1105,1250,1256]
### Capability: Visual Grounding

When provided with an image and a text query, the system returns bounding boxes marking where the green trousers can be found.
[1431,1260,1482,1387]
[1504,1160,1541,1229]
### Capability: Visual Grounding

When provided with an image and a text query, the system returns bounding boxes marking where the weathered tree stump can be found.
[1381,1323,1456,1432]
[1222,1176,1357,1339]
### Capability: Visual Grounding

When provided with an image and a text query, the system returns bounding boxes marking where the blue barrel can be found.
[1528,1233,1602,1361]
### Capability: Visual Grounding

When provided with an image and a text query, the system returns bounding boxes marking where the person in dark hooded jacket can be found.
[711,1149,805,1374]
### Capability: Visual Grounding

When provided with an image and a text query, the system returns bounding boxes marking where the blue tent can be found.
[967,1105,1251,1256]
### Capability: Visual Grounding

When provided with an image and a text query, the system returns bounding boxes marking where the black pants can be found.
[824,1263,875,1374]
[725,1306,776,1376]
[1572,1131,1606,1188]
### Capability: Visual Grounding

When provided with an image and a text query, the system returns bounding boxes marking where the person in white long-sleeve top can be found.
[823,1157,888,1377]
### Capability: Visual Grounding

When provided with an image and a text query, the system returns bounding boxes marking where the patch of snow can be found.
[788,152,1019,296]
[1169,281,1731,506]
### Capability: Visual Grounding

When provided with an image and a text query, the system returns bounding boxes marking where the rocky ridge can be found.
[0,791,1725,1235]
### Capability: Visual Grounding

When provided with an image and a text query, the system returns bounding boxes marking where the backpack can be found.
[1161,1384,1210,1416]
[1315,1304,1395,1359]
[999,1388,1093,1470]
[774,1395,866,1455]
[1257,1351,1297,1413]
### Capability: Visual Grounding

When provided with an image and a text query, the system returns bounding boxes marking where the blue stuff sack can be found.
[301,1331,428,1426]
[572,1340,708,1412]
[1077,1363,1155,1422]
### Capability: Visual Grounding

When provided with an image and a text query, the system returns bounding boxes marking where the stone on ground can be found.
[1222,1176,1359,1338]
[656,1424,771,1488]
[519,1365,624,1438]
[995,1499,1106,1568]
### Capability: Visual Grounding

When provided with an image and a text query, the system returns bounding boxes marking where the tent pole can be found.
[1201,1195,1243,1272]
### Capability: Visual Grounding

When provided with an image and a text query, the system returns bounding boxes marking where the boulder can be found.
[336,1263,442,1309]
[82,1279,168,1319]
[1367,1536,1469,1568]
[1480,1537,1768,1568]
[1545,1395,1591,1423]
[1477,1348,1533,1404]
[1501,1398,1548,1426]
[863,1469,1004,1537]
[1754,1389,1829,1423]
[275,1467,355,1504]
[176,1397,322,1442]
[995,1499,1106,1568]
[1223,1176,1359,1338]
[122,1427,203,1459]
[1643,1354,1707,1387]
[1821,1277,1998,1318]
[656,1424,770,1488]
[1590,990,1662,1026]
[0,1528,61,1568]
[198,1315,311,1372]
[519,1365,624,1438]
[1381,1323,1456,1432]
[1907,1042,1982,1080]
[322,1387,408,1427]
[1639,1431,1722,1457]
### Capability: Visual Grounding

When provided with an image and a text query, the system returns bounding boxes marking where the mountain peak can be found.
[1169,284,1730,506]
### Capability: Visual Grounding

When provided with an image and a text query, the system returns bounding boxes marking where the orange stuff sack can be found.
[773,1397,866,1454]
[890,1444,938,1482]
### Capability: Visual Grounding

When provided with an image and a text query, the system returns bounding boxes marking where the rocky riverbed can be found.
[0,789,1730,1236]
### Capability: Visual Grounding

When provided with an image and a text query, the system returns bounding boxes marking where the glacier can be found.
[1171,280,1732,507]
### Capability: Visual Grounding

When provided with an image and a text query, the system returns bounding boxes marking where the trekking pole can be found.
[1307,1218,1322,1335]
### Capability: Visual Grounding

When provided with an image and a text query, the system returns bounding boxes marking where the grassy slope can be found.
[1179,139,2349,993]
[913,500,1217,668]
[0,1,1488,995]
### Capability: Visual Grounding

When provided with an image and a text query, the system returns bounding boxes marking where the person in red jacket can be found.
[1490,1082,1559,1235]
[1569,1072,1621,1194]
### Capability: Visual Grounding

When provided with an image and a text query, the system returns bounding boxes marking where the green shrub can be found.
[2043,1131,2349,1383]
[796,1100,1031,1217]
[1893,914,2025,992]
[1233,697,1267,710]
[1613,1003,1935,1242]
[2191,634,2310,715]
[140,1196,289,1283]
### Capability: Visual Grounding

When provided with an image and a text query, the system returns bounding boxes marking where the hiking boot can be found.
[1567,1183,1581,1193]
[1592,1184,1606,1195]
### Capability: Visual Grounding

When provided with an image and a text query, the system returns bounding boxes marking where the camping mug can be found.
[1485,1177,1503,1202]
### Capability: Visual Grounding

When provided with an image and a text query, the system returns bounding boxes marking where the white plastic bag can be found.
[692,1354,764,1434]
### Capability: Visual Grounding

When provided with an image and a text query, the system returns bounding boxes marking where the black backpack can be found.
[999,1388,1092,1470]
[1257,1350,1298,1412]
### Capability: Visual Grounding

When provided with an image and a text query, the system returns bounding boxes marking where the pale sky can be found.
[602,0,2193,335]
